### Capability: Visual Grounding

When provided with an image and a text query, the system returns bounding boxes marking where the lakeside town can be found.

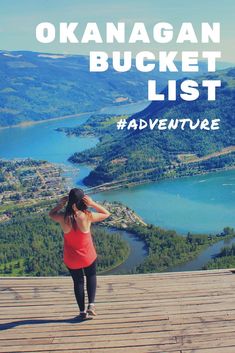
[0,158,67,220]
[0,158,146,228]
[99,200,147,229]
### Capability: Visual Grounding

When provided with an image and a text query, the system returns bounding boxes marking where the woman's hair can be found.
[64,188,88,229]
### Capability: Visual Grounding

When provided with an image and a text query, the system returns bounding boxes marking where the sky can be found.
[0,0,234,63]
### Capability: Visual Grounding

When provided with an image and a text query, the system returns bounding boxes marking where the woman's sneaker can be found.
[79,312,89,320]
[74,312,92,321]
[87,304,97,316]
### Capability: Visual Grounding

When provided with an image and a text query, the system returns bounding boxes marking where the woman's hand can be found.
[83,195,111,222]
[49,196,68,222]
[83,195,95,207]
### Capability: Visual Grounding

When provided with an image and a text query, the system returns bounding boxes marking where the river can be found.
[101,228,148,275]
[0,101,234,272]
[167,237,235,272]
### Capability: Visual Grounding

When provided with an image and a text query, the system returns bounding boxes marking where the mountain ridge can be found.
[0,49,217,127]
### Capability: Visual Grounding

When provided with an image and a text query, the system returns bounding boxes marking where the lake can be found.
[95,170,235,235]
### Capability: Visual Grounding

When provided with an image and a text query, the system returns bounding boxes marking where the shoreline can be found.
[80,164,235,195]
[0,111,95,130]
[0,100,149,131]
[100,99,148,111]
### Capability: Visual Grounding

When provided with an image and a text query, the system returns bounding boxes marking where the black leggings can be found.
[67,259,97,312]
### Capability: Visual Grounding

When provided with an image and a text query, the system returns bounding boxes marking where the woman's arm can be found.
[83,195,111,222]
[48,196,68,223]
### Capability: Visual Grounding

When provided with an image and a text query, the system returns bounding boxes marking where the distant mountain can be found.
[0,50,207,127]
[68,68,235,187]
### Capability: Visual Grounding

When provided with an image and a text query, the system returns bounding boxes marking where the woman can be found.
[49,188,110,320]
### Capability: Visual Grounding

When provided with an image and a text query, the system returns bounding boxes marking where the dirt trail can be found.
[180,146,235,164]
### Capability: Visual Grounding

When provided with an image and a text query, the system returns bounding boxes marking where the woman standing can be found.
[49,188,110,320]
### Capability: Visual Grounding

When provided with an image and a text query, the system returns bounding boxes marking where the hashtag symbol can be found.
[116,118,127,130]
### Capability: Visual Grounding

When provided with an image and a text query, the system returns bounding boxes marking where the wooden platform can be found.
[1,269,235,353]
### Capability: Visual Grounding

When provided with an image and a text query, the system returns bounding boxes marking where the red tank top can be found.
[63,227,97,269]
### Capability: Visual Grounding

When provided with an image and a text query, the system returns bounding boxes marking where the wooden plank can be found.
[1,303,235,321]
[1,331,177,346]
[177,337,235,350]
[2,337,235,353]
[1,290,232,301]
[1,292,234,307]
[2,326,235,347]
[0,280,231,288]
[2,313,235,338]
[1,307,235,324]
[1,286,232,299]
[1,304,235,322]
[0,336,177,352]
[1,272,233,284]
[1,319,235,340]
[44,350,182,353]
[1,277,233,287]
[1,295,235,314]
[183,347,235,353]
[1,316,234,339]
[0,270,233,286]
[1,292,235,307]
[1,288,235,305]
[3,347,181,353]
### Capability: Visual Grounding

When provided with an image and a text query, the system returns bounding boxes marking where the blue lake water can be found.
[95,170,235,235]
[0,113,98,164]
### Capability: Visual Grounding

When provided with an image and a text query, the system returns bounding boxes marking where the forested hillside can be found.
[0,50,197,127]
[0,213,129,276]
[68,68,235,187]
